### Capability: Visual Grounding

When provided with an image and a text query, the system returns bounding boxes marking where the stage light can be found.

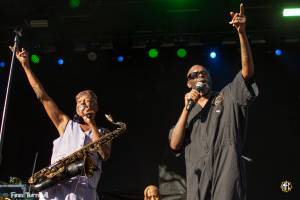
[31,54,40,64]
[88,51,98,61]
[69,0,80,8]
[275,49,283,56]
[177,48,187,58]
[0,61,5,68]
[210,51,217,59]
[117,55,124,63]
[57,58,64,65]
[283,8,300,17]
[148,48,159,59]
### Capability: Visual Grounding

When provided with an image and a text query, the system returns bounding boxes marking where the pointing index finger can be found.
[240,3,244,16]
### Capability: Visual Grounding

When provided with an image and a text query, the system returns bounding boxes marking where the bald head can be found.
[186,65,212,95]
[187,65,207,78]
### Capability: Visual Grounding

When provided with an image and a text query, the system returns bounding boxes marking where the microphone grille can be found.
[196,81,204,88]
[195,82,205,92]
[79,105,86,111]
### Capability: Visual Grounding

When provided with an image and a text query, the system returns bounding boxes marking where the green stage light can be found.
[69,0,80,8]
[31,54,40,64]
[283,8,300,17]
[177,48,187,58]
[148,48,159,58]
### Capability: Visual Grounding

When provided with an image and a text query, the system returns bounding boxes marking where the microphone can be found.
[79,105,87,112]
[79,105,93,118]
[186,82,205,112]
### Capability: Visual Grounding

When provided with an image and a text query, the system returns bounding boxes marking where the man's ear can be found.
[187,80,192,89]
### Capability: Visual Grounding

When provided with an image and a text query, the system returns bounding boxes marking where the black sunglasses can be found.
[187,70,208,80]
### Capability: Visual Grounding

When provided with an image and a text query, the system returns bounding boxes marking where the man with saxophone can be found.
[169,4,258,200]
[10,46,111,199]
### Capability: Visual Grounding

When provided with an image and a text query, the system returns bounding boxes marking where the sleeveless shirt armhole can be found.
[59,120,73,137]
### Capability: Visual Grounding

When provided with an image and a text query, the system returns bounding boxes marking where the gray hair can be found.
[75,90,98,102]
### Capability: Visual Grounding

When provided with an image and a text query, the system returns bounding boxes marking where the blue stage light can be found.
[210,51,217,59]
[275,49,283,56]
[57,58,64,65]
[117,55,124,63]
[0,61,5,68]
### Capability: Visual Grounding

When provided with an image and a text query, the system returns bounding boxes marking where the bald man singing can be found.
[169,4,258,200]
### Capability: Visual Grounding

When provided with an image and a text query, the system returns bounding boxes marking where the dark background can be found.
[0,0,299,199]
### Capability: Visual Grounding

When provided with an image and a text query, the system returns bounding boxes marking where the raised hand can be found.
[9,46,30,67]
[229,3,246,34]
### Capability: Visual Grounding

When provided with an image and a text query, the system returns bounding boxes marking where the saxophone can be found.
[28,114,126,192]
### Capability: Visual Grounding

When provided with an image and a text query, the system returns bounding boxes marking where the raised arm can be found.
[229,3,254,80]
[10,47,69,135]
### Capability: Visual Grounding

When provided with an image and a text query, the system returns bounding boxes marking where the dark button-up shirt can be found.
[169,71,259,200]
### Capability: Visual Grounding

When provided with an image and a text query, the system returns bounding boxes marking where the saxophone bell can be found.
[30,155,95,192]
[66,155,95,178]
